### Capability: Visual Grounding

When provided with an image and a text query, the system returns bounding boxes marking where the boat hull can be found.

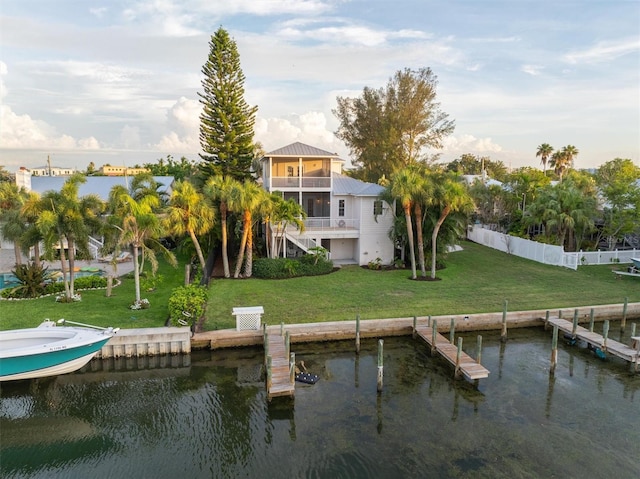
[631,258,640,269]
[0,322,114,381]
[0,338,111,381]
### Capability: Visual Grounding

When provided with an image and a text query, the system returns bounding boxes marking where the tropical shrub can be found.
[167,284,208,327]
[8,262,49,298]
[253,254,334,279]
[74,275,108,290]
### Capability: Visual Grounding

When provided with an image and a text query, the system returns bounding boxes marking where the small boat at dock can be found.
[0,319,117,381]
[631,258,640,270]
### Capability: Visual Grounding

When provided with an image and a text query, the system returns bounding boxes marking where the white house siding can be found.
[355,197,394,265]
[330,238,357,261]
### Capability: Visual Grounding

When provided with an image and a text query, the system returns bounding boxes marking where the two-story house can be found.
[260,142,394,266]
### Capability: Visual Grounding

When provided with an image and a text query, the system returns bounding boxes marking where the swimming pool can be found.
[0,269,104,291]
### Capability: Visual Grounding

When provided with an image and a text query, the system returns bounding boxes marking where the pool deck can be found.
[0,248,135,277]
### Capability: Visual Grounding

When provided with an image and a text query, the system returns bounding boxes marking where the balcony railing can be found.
[272,177,331,188]
[301,218,359,231]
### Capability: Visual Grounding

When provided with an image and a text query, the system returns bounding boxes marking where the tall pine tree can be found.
[198,27,257,183]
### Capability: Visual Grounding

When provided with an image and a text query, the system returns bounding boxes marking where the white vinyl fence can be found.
[467,225,638,270]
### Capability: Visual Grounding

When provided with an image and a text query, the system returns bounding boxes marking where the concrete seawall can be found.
[192,302,640,350]
[97,327,192,358]
[97,302,640,357]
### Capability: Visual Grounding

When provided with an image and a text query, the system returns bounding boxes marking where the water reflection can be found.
[1,327,639,479]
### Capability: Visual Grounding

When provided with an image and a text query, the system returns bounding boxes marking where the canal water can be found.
[1,325,639,478]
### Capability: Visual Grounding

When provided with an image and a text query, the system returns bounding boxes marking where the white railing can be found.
[88,236,104,259]
[271,177,331,188]
[467,225,638,270]
[303,218,359,231]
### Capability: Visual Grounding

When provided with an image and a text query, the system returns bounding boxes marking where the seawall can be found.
[97,302,640,357]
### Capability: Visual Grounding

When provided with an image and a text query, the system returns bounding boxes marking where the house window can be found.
[373,200,383,215]
[338,200,345,217]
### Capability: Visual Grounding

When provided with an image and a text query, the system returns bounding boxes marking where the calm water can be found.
[1,326,639,478]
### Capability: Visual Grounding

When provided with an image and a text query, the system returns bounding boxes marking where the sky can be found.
[1,0,639,174]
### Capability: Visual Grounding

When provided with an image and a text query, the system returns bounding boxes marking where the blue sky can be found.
[1,0,638,173]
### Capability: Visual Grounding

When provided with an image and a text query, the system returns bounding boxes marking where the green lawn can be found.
[1,241,638,331]
[204,241,639,330]
[0,257,187,330]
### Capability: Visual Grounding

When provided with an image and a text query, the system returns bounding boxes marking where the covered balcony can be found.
[269,158,332,189]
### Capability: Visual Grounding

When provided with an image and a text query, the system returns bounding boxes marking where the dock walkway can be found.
[414,325,489,381]
[264,328,295,399]
[546,316,640,367]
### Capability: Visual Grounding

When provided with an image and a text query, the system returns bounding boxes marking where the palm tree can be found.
[0,182,27,266]
[526,178,595,250]
[230,181,264,278]
[428,173,474,279]
[412,168,433,278]
[164,180,215,272]
[107,185,176,304]
[536,143,553,174]
[385,167,422,279]
[263,194,306,258]
[550,145,578,183]
[20,191,45,268]
[204,175,241,278]
[37,174,104,300]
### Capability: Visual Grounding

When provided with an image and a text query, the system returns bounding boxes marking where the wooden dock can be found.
[546,316,640,367]
[264,328,295,400]
[414,325,489,381]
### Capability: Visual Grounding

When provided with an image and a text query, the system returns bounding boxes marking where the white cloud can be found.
[78,137,101,149]
[441,134,504,155]
[565,37,640,64]
[89,7,108,18]
[255,112,345,155]
[202,0,333,16]
[521,64,542,76]
[276,17,430,47]
[154,97,201,152]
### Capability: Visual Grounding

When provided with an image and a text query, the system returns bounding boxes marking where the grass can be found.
[0,256,187,330]
[1,241,638,331]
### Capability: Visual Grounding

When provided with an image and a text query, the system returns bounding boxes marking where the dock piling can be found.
[603,320,609,351]
[431,320,438,355]
[455,337,463,379]
[572,309,578,338]
[476,335,483,365]
[501,300,508,342]
[285,331,290,358]
[377,339,384,393]
[412,315,417,339]
[289,352,295,384]
[263,324,269,366]
[550,325,558,375]
[622,297,628,332]
[449,318,455,345]
[589,308,595,332]
[355,313,361,354]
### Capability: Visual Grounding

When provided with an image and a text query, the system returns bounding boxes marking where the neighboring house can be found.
[28,165,77,177]
[16,170,174,202]
[99,165,150,176]
[261,142,394,265]
[12,170,174,259]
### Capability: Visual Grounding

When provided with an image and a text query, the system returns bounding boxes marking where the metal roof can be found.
[28,176,174,201]
[265,142,342,159]
[332,173,384,197]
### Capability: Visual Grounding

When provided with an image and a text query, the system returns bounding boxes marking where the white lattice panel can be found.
[232,306,264,331]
